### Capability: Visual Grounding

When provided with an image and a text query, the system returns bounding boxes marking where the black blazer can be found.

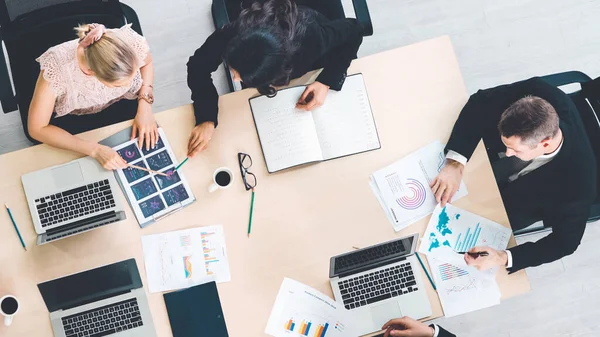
[435,324,457,337]
[186,9,363,126]
[445,77,597,272]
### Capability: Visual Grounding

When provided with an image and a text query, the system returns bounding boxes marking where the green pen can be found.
[415,252,435,290]
[247,189,255,237]
[174,157,189,171]
[5,203,27,251]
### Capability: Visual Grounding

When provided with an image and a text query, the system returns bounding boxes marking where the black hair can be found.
[223,0,312,96]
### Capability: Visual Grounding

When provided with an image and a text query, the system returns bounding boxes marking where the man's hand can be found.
[132,102,158,151]
[464,246,508,270]
[296,81,329,111]
[382,317,435,337]
[430,159,464,207]
[188,121,215,157]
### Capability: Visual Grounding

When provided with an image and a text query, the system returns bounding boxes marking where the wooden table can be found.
[0,36,530,337]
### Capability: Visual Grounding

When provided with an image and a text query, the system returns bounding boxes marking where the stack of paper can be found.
[141,225,231,293]
[418,204,512,317]
[370,141,468,231]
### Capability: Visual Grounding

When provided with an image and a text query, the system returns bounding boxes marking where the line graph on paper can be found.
[443,277,477,295]
[159,238,175,288]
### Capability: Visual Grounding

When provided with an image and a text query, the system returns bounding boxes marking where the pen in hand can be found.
[296,92,314,106]
[457,251,489,258]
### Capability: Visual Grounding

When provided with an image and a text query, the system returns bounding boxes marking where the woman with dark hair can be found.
[186,0,364,157]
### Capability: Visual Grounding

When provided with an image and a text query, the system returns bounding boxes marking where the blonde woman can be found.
[28,23,157,170]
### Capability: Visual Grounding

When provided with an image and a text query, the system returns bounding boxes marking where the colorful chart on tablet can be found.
[117,143,141,163]
[122,160,149,183]
[131,179,158,201]
[141,137,165,156]
[112,128,195,226]
[146,151,173,171]
[155,170,181,190]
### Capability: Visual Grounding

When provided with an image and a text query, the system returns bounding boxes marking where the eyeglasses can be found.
[238,152,257,190]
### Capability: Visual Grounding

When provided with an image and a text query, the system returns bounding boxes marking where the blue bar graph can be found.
[461,227,471,251]
[455,223,482,251]
[322,323,329,336]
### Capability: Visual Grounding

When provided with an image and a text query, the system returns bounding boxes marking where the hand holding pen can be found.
[457,251,489,258]
[459,247,509,271]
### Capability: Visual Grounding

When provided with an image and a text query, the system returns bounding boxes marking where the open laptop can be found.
[38,258,156,337]
[22,157,126,245]
[329,233,432,336]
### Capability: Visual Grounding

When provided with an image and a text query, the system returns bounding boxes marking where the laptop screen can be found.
[330,234,417,278]
[38,259,142,313]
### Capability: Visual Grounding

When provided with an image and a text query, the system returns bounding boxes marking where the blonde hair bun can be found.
[74,24,94,40]
[72,23,138,84]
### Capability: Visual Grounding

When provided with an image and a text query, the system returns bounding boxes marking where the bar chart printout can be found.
[438,263,468,281]
[313,323,329,337]
[285,319,296,332]
[141,225,231,293]
[419,204,512,255]
[266,278,355,337]
[454,223,482,252]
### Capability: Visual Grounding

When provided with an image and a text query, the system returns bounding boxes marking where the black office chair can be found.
[515,71,600,236]
[211,0,374,92]
[0,0,143,143]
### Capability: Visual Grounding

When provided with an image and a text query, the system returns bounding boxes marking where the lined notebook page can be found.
[312,74,380,160]
[250,87,323,172]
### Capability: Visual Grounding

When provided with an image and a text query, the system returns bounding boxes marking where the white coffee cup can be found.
[208,167,234,193]
[0,295,19,326]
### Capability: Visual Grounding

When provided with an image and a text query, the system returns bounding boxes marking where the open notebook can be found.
[249,74,381,173]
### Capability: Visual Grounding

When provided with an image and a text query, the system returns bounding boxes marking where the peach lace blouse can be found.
[36,24,150,117]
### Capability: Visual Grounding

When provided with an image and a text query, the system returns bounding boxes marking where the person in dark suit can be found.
[430,77,596,272]
[382,317,456,337]
[185,0,363,157]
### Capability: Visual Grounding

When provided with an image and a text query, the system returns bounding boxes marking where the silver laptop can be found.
[38,259,156,337]
[21,157,126,245]
[329,234,432,336]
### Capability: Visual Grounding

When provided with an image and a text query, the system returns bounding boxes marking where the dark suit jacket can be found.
[435,324,457,337]
[445,77,597,272]
[186,8,363,127]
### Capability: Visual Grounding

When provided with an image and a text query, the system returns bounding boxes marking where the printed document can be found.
[265,278,359,337]
[141,225,231,293]
[370,141,468,231]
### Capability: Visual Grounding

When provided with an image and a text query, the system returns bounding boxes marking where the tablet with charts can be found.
[112,128,195,226]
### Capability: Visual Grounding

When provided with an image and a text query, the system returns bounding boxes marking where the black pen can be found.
[457,251,489,258]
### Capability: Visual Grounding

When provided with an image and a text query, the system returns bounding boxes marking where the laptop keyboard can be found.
[35,179,116,228]
[61,298,143,337]
[339,261,417,310]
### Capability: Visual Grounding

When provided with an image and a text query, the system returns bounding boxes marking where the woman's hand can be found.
[188,121,215,157]
[132,101,158,151]
[91,144,128,170]
[296,81,330,111]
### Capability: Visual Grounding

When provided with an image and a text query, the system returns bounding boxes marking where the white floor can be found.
[1,0,599,335]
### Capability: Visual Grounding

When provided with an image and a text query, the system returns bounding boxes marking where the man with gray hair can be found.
[431,77,596,272]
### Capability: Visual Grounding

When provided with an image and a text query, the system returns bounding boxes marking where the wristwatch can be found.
[138,92,154,105]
